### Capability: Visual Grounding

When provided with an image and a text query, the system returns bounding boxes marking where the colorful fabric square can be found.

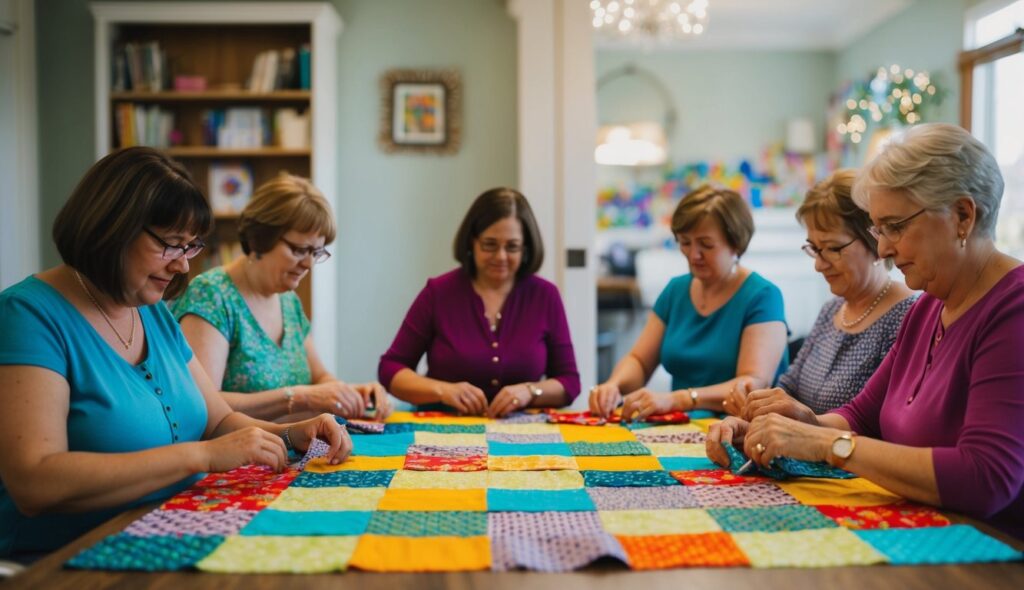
[198,535,359,573]
[351,432,413,456]
[488,470,585,490]
[346,419,387,434]
[777,478,903,506]
[617,533,750,569]
[672,469,772,486]
[487,488,595,511]
[405,443,488,457]
[586,486,698,510]
[348,535,491,571]
[270,486,385,511]
[365,510,487,537]
[575,456,663,471]
[581,470,679,487]
[291,469,395,488]
[688,484,799,508]
[67,533,223,571]
[413,432,487,447]
[545,410,608,426]
[296,437,330,469]
[404,453,488,472]
[385,422,485,434]
[487,455,577,471]
[660,457,718,471]
[488,441,572,456]
[854,525,1023,564]
[392,412,488,425]
[377,488,487,511]
[723,442,855,480]
[708,505,838,532]
[485,432,564,443]
[558,424,637,442]
[389,470,487,489]
[123,508,257,537]
[816,503,952,530]
[599,508,720,535]
[304,455,405,472]
[635,431,706,444]
[568,441,651,456]
[732,528,887,568]
[488,511,627,572]
[486,422,562,434]
[642,442,706,457]
[494,411,551,424]
[160,465,298,511]
[241,509,372,536]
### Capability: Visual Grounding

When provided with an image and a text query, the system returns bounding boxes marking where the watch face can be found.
[832,436,854,459]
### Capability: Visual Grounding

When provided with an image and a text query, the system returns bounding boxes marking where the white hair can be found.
[852,123,1004,237]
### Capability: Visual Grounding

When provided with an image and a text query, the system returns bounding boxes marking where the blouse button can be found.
[491,379,499,386]
[155,388,163,395]
[145,374,153,380]
[173,435,179,441]
[490,325,497,332]
[165,406,171,412]
[491,342,498,349]
[492,356,499,364]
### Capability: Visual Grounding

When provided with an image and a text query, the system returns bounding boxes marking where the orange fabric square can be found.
[387,412,489,425]
[616,533,750,569]
[304,456,406,472]
[558,424,637,443]
[377,488,487,512]
[348,535,491,571]
[575,456,663,471]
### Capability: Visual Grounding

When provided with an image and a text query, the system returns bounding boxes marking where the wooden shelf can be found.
[111,90,311,102]
[164,146,310,157]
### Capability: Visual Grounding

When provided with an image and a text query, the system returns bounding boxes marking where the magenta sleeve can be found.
[378,281,434,390]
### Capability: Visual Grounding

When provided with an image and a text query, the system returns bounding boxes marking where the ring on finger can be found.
[755,443,766,455]
[511,398,519,406]
[334,401,342,410]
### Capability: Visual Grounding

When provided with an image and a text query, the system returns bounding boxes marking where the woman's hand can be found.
[438,382,488,415]
[723,376,758,417]
[743,413,834,469]
[300,381,366,418]
[202,426,289,473]
[488,384,532,419]
[705,416,750,468]
[353,382,393,420]
[742,387,817,424]
[588,383,623,418]
[621,388,678,422]
[286,413,353,465]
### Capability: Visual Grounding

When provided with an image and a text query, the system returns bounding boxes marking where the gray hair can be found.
[852,123,1004,237]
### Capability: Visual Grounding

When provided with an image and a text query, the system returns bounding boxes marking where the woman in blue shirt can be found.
[590,186,789,420]
[0,147,350,559]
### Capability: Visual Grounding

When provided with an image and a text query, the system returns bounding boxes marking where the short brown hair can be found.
[798,169,883,264]
[670,186,754,256]
[52,147,211,302]
[238,174,337,256]
[452,188,543,279]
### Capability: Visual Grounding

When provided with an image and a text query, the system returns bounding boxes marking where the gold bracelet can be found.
[688,388,699,410]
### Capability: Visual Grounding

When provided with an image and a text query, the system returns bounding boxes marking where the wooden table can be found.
[9,506,1024,590]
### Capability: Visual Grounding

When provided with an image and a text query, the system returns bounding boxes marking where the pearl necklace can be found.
[74,269,136,350]
[840,279,892,329]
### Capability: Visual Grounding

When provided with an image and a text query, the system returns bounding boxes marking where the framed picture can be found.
[379,68,462,155]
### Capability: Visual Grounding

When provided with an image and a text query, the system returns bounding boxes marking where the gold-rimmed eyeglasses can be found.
[801,238,857,262]
[868,208,927,243]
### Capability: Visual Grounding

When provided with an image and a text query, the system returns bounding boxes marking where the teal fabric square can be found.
[855,525,1023,564]
[365,511,487,537]
[240,509,372,536]
[723,442,854,480]
[67,533,223,571]
[351,433,414,456]
[709,505,837,532]
[660,457,718,471]
[568,441,651,456]
[487,489,595,512]
[581,470,679,487]
[291,469,395,488]
[488,441,572,456]
[384,423,485,434]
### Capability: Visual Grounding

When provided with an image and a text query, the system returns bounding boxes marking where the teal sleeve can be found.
[286,292,311,340]
[153,301,193,364]
[653,276,685,324]
[0,291,67,376]
[172,273,233,341]
[744,281,787,327]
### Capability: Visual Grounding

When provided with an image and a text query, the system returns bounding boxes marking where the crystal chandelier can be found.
[591,0,709,41]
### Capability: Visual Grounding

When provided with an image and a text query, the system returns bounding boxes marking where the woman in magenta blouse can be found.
[378,188,580,417]
[706,124,1024,539]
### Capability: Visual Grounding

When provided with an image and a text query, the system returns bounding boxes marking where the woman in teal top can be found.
[590,186,789,420]
[174,174,391,422]
[0,148,350,559]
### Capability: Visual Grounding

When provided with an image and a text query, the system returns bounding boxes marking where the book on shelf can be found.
[246,46,306,92]
[114,103,175,148]
[208,161,253,215]
[113,41,166,92]
[298,44,311,90]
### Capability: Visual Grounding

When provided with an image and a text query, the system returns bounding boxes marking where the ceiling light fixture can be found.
[590,0,710,43]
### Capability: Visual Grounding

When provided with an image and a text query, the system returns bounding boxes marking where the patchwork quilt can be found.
[67,411,1022,573]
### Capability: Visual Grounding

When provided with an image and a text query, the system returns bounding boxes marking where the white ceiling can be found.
[594,0,914,51]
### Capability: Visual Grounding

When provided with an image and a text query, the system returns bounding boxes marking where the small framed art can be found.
[379,68,462,155]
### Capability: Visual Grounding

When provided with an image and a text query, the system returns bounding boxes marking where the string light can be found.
[834,64,943,147]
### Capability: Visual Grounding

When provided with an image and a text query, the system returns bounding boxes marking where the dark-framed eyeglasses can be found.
[868,208,927,243]
[144,227,205,261]
[476,238,524,255]
[280,237,331,264]
[801,238,857,262]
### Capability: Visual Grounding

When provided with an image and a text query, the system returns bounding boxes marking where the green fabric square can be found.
[569,441,651,456]
[365,510,487,537]
[709,505,838,532]
[581,470,679,487]
[291,470,395,488]
[384,423,485,434]
[67,533,223,571]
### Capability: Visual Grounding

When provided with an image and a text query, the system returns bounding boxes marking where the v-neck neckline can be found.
[222,268,289,350]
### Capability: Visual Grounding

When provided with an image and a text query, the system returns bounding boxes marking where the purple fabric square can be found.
[296,438,330,470]
[488,512,627,572]
[486,433,565,444]
[123,509,258,537]
[405,444,488,458]
[497,412,552,424]
[688,483,799,508]
[634,431,706,444]
[586,486,699,510]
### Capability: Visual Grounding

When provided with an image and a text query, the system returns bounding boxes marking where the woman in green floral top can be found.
[174,174,391,421]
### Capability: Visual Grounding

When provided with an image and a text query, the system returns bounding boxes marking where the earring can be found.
[872,259,882,267]
[959,233,967,249]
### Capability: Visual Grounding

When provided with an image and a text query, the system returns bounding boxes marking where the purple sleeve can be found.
[829,347,893,439]
[378,282,434,390]
[544,284,581,402]
[931,298,1024,518]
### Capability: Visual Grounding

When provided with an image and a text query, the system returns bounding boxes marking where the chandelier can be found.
[590,0,709,41]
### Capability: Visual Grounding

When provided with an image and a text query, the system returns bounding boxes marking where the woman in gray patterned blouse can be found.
[726,169,916,420]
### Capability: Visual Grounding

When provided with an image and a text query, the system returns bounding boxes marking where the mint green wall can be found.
[33,0,517,381]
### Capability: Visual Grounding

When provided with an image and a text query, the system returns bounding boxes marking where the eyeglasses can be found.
[280,238,331,264]
[868,208,927,244]
[476,239,523,255]
[801,238,857,262]
[144,228,205,261]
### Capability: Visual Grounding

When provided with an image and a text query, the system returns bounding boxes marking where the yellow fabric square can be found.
[690,418,720,433]
[389,470,488,489]
[199,535,359,573]
[349,535,491,571]
[575,455,663,471]
[599,509,721,535]
[269,487,384,511]
[643,443,706,457]
[377,488,487,511]
[732,528,887,568]
[777,477,903,506]
[487,455,578,471]
[304,455,406,472]
[559,424,637,442]
[485,422,561,435]
[414,432,488,447]
[387,412,489,425]
[488,469,585,490]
